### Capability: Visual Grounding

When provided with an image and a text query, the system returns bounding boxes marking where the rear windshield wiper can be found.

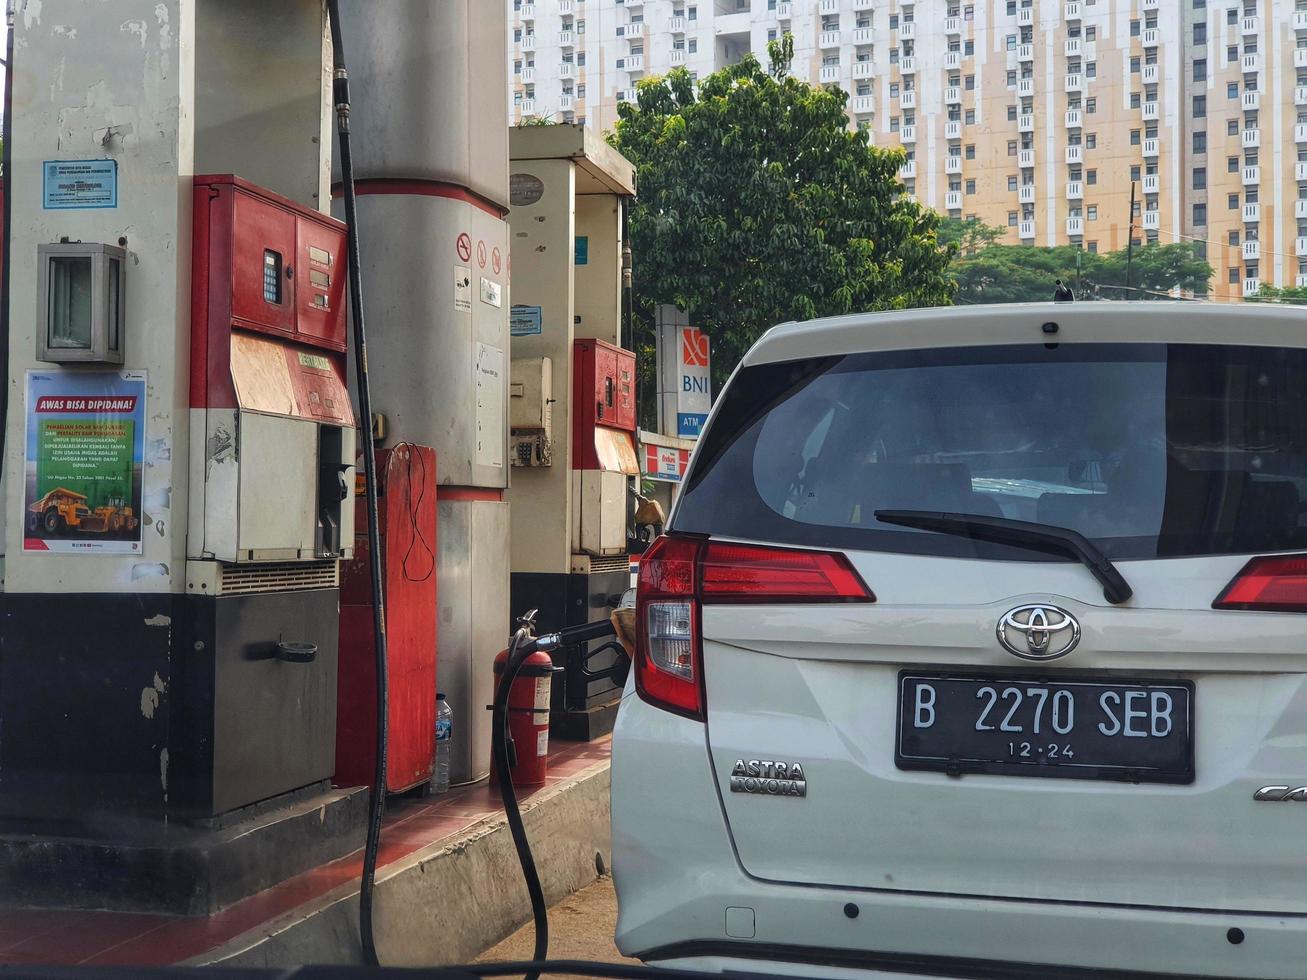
[873,510,1134,605]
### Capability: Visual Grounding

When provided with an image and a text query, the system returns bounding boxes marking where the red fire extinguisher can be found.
[492,645,558,787]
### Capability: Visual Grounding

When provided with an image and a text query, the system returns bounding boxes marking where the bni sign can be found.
[675,327,711,437]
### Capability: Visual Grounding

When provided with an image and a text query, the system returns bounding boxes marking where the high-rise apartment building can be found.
[509,0,1307,301]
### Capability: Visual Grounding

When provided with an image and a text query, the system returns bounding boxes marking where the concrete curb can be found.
[194,762,612,967]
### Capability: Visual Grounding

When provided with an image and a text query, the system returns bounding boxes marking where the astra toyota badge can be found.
[730,760,807,797]
[997,604,1081,661]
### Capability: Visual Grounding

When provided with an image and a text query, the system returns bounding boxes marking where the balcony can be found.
[901,89,916,108]
[1297,123,1307,143]
[1298,162,1307,181]
[1297,47,1307,69]
[1142,173,1159,194]
[820,0,839,11]
[1019,220,1036,239]
[945,17,961,35]
[1142,209,1160,231]
[1019,184,1036,203]
[1298,200,1307,220]
[820,65,841,83]
[852,95,875,114]
[557,30,573,46]
[1065,38,1082,58]
[559,0,573,10]
[669,49,686,64]
[1142,27,1159,48]
[945,190,963,210]
[1244,278,1261,298]
[1242,128,1260,149]
[900,56,916,73]
[945,155,963,174]
[1242,15,1259,35]
[1142,63,1159,84]
[1242,53,1261,74]
[853,27,874,44]
[1018,113,1035,132]
[945,120,963,139]
[521,67,536,83]
[899,160,916,179]
[1243,165,1260,185]
[1019,147,1035,168]
[1066,144,1083,164]
[1142,0,1159,7]
[1065,1,1082,20]
[946,86,962,104]
[901,21,917,39]
[669,15,685,32]
[521,34,536,50]
[851,0,874,9]
[1065,73,1084,93]
[1018,7,1034,26]
[1297,86,1307,106]
[1018,43,1034,62]
[1066,216,1084,236]
[1065,108,1082,128]
[520,3,535,20]
[520,98,536,115]
[820,30,841,48]
[1141,100,1159,121]
[778,1,793,16]
[558,94,574,110]
[1242,91,1260,111]
[624,54,644,72]
[900,125,916,143]
[1018,77,1035,97]
[852,61,875,79]
[1299,237,1307,257]
[1243,240,1261,261]
[1142,137,1159,157]
[945,51,962,69]
[1296,10,1307,30]
[1066,180,1084,200]
[1243,202,1260,223]
[559,62,574,78]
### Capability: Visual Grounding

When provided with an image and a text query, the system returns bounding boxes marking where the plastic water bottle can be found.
[432,694,453,793]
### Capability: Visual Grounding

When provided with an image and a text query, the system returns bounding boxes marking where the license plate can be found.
[896,671,1194,784]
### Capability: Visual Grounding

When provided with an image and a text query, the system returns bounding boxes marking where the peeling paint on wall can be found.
[144,614,171,627]
[121,20,147,48]
[160,747,169,792]
[22,0,44,32]
[140,686,159,719]
[154,4,172,52]
[130,562,169,581]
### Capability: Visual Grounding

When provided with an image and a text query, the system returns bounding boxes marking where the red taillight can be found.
[1214,555,1307,612]
[634,535,874,721]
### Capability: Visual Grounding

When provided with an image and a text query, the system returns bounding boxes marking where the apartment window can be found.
[1008,105,1018,121]
[1193,23,1205,43]
[890,13,899,28]
[965,108,976,124]
[1194,0,1206,7]
[1007,0,1017,12]
[673,38,685,49]
[1087,205,1098,220]
[1227,118,1238,136]
[1006,34,1017,50]
[965,144,976,159]
[1228,230,1239,246]
[1006,69,1017,85]
[1193,96,1206,118]
[514,92,523,105]
[1087,62,1096,79]
[966,179,976,194]
[1008,140,1018,155]
[577,83,586,98]
[767,28,777,40]
[890,82,900,97]
[1008,175,1018,191]
[1087,241,1098,253]
[1087,169,1097,185]
[1131,57,1141,74]
[1227,45,1238,63]
[1130,129,1141,145]
[1228,192,1239,209]
[1086,133,1097,149]
[891,117,900,132]
[1194,167,1206,189]
[890,48,899,63]
[1130,165,1141,181]
[1008,211,1019,226]
[1229,268,1240,284]
[965,4,975,20]
[1130,92,1141,109]
[1130,19,1140,36]
[965,74,976,90]
[1086,97,1097,114]
[1194,59,1207,81]
[1228,155,1239,172]
[577,52,586,65]
[1226,8,1237,23]
[1086,26,1096,40]
[965,39,975,54]
[1191,131,1205,153]
[688,6,697,19]
[513,28,522,42]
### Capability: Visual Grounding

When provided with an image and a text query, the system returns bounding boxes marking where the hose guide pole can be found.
[326,0,389,966]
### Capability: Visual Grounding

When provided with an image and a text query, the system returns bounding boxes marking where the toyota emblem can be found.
[996,604,1081,661]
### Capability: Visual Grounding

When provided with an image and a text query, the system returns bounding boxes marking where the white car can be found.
[611,302,1307,979]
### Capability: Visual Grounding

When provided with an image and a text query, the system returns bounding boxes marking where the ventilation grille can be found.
[586,554,633,575]
[217,561,340,596]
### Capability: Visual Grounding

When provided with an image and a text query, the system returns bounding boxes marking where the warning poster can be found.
[23,371,146,554]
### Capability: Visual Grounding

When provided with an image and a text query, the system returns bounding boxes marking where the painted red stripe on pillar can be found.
[331,179,509,220]
[438,486,504,502]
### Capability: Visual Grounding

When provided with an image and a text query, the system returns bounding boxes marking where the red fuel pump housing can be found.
[492,647,557,787]
[572,339,637,471]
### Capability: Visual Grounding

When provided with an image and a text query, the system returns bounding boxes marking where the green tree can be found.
[936,216,1007,255]
[1090,243,1212,298]
[609,35,955,421]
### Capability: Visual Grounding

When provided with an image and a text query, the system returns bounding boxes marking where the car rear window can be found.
[673,343,1307,561]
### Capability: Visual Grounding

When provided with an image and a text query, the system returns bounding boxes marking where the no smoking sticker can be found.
[492,247,502,275]
[477,240,488,269]
[456,233,472,263]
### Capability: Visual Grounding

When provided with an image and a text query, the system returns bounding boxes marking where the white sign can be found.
[675,326,711,437]
[454,266,471,313]
[480,277,502,308]
[474,343,505,468]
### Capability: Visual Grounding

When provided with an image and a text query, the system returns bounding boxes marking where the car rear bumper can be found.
[612,692,1307,979]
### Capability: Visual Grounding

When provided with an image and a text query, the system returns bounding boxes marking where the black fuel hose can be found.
[326,0,390,966]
